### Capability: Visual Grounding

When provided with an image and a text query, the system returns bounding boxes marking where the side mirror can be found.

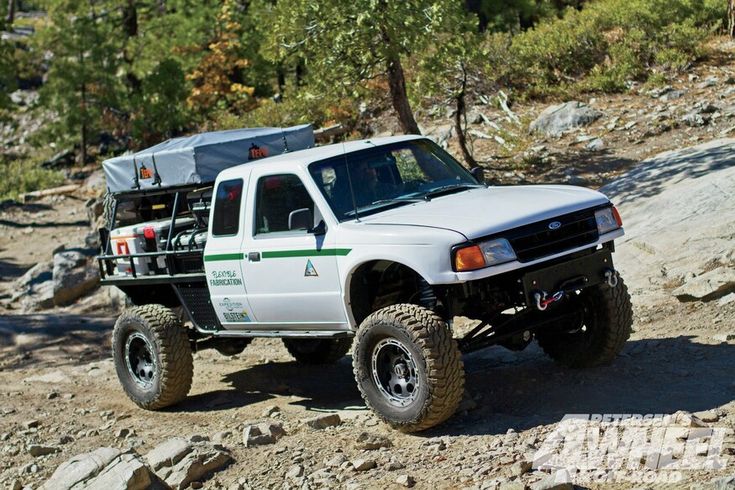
[288,208,312,231]
[311,220,327,236]
[470,166,485,184]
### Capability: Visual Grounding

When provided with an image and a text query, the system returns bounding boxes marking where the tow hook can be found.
[533,290,565,311]
[604,269,619,288]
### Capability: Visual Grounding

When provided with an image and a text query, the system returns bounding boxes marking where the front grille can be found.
[176,283,221,331]
[508,208,599,263]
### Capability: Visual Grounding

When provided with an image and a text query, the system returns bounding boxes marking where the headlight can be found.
[595,206,623,235]
[454,238,516,272]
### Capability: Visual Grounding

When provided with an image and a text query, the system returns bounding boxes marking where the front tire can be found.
[282,338,352,364]
[536,277,633,368]
[353,304,464,433]
[112,304,193,409]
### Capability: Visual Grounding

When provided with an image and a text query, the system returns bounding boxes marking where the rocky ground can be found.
[1,42,735,490]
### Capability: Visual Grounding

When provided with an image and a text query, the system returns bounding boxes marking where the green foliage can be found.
[468,0,583,33]
[216,92,359,131]
[0,158,64,201]
[129,59,189,147]
[3,0,728,178]
[36,0,120,151]
[263,0,469,101]
[484,0,725,96]
[186,0,257,116]
[0,39,14,108]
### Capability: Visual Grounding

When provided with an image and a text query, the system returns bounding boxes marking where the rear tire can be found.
[112,304,193,409]
[536,277,632,368]
[282,338,352,364]
[353,304,464,433]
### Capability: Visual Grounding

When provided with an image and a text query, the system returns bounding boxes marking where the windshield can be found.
[308,139,481,221]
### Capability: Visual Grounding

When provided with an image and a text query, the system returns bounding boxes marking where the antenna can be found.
[342,141,360,222]
[132,156,140,189]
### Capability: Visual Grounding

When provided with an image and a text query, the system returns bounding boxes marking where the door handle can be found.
[248,251,261,262]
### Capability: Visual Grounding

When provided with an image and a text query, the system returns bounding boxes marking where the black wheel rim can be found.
[124,332,157,389]
[371,338,419,407]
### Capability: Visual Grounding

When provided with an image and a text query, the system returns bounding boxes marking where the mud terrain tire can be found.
[353,304,464,432]
[112,304,193,409]
[282,338,352,364]
[536,277,633,368]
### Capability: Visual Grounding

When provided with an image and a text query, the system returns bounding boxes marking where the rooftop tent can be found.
[102,124,314,193]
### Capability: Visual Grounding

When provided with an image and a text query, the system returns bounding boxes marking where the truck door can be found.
[204,175,256,326]
[240,170,348,331]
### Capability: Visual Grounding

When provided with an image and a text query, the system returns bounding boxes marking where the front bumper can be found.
[521,248,614,306]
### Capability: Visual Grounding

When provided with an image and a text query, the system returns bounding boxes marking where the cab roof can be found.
[216,135,426,179]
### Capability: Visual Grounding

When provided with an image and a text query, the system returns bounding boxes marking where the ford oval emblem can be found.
[548,221,562,230]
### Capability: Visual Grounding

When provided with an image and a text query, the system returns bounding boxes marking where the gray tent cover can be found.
[102,124,314,193]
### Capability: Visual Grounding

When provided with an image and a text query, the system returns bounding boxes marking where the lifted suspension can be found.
[456,300,582,354]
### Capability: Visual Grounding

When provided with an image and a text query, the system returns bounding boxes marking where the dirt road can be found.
[0,296,733,489]
[1,141,734,489]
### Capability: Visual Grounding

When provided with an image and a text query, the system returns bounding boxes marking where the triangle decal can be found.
[304,259,318,277]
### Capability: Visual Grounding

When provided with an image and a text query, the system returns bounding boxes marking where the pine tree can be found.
[37,0,120,163]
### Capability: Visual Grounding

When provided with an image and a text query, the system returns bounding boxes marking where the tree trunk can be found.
[295,61,305,86]
[385,55,421,135]
[80,81,88,165]
[729,0,735,37]
[123,0,141,94]
[375,0,420,135]
[453,65,479,169]
[6,0,15,24]
[277,65,286,94]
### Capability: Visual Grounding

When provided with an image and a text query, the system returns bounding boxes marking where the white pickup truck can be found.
[99,130,632,432]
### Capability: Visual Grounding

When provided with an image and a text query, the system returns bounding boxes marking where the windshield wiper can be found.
[421,183,485,200]
[371,196,425,206]
[343,197,423,218]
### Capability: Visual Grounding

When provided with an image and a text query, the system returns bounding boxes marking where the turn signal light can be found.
[455,245,486,272]
[612,206,623,227]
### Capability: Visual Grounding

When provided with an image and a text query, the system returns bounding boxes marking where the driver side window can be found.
[254,174,316,236]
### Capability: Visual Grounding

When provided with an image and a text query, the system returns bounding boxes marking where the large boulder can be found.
[41,447,153,490]
[43,440,233,490]
[600,138,735,303]
[52,250,99,306]
[8,261,55,311]
[81,453,153,490]
[529,101,602,137]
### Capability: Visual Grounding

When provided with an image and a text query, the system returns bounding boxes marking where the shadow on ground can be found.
[187,336,735,437]
[484,149,638,188]
[601,138,735,204]
[0,314,114,369]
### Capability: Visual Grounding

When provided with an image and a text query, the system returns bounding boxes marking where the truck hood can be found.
[358,185,610,239]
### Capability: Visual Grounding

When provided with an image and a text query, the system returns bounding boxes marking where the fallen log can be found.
[21,184,80,202]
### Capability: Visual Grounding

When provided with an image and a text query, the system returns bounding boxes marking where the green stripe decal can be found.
[204,252,244,262]
[262,248,351,259]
